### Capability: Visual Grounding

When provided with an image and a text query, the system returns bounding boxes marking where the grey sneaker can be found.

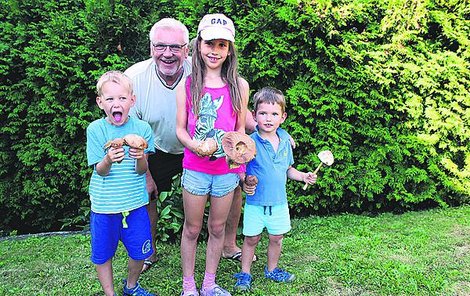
[199,284,231,296]
[180,291,199,296]
[264,267,295,283]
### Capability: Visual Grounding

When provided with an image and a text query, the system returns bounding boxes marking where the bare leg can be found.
[127,258,144,288]
[205,191,235,274]
[181,189,207,277]
[142,170,159,273]
[96,259,115,296]
[147,198,158,259]
[267,234,283,271]
[241,235,260,274]
[223,186,242,256]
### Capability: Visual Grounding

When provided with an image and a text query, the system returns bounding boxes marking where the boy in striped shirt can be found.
[86,71,156,296]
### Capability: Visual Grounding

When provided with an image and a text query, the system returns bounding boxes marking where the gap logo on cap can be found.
[211,18,228,26]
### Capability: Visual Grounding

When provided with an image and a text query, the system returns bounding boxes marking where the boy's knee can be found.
[269,234,284,245]
[245,235,261,246]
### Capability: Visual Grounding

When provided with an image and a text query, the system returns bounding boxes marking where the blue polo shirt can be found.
[246,128,294,206]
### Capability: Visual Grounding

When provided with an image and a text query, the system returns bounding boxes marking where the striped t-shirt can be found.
[86,117,155,213]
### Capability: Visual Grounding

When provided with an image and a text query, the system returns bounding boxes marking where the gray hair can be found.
[149,18,189,44]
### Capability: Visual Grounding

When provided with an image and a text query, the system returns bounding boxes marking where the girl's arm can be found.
[175,79,199,153]
[236,77,250,133]
[287,166,317,186]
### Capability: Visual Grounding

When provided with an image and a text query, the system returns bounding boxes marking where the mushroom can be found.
[303,150,334,190]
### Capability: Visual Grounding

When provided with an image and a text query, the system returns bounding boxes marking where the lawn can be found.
[0,205,468,295]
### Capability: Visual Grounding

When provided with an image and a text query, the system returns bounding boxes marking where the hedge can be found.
[1,0,468,237]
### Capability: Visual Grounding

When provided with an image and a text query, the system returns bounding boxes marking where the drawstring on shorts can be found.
[263,206,272,216]
[122,211,130,228]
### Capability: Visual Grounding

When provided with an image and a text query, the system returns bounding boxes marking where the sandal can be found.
[222,251,257,262]
[141,256,158,273]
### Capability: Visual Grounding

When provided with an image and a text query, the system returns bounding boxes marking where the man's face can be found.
[150,27,188,83]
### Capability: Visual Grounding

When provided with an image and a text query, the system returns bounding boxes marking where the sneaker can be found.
[233,272,252,291]
[264,267,295,283]
[180,291,199,296]
[200,284,231,296]
[123,279,156,296]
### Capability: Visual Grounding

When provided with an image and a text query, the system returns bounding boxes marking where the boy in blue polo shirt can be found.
[234,87,317,291]
[86,70,156,296]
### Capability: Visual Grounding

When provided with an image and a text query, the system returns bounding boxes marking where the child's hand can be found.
[303,172,317,185]
[106,147,125,163]
[242,175,258,195]
[189,139,203,156]
[195,138,218,156]
[129,147,145,159]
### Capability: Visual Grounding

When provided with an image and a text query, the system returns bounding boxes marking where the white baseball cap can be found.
[197,13,235,42]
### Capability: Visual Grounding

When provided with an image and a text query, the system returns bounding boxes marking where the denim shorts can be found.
[90,206,153,265]
[181,169,239,197]
[242,203,291,236]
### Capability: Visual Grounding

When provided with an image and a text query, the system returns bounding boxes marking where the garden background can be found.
[0,0,468,239]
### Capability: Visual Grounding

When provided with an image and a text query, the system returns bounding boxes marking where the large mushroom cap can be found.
[318,150,334,166]
[104,138,125,150]
[123,134,148,150]
[221,132,256,165]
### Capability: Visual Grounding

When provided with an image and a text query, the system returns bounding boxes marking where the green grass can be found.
[1,205,469,295]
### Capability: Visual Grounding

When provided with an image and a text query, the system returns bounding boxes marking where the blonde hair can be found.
[96,71,133,96]
[191,36,242,117]
[149,18,189,44]
[252,87,286,113]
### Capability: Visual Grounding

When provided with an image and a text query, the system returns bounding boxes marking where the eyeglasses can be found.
[151,42,187,53]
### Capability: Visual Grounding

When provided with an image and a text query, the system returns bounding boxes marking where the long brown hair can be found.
[190,36,243,117]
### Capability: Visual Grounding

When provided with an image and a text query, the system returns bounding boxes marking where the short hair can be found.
[252,87,286,113]
[96,71,133,96]
[149,18,189,44]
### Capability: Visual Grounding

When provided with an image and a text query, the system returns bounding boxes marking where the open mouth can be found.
[113,111,123,123]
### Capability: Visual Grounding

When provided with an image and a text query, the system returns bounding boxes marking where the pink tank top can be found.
[182,77,244,175]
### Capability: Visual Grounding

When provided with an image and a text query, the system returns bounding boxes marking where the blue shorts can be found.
[181,169,239,197]
[90,206,153,265]
[242,203,291,236]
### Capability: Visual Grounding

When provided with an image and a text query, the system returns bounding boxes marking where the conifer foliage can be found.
[1,0,468,234]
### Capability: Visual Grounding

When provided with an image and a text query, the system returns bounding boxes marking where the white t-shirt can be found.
[125,58,192,154]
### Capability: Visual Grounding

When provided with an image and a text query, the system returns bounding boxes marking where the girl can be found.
[176,13,249,296]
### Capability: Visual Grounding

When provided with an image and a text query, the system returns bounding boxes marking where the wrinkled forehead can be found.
[152,26,187,44]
